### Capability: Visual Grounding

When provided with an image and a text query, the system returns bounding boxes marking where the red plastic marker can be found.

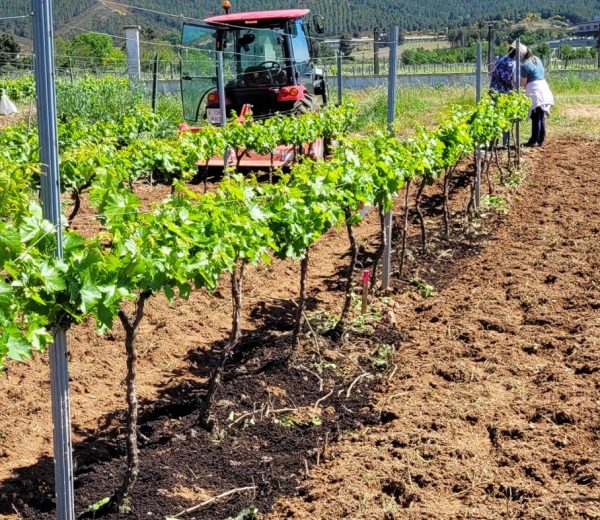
[362,270,370,314]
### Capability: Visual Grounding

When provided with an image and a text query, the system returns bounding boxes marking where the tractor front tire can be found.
[292,93,319,115]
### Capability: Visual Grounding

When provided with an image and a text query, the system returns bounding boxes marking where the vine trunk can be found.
[370,208,386,289]
[414,177,427,251]
[333,208,359,337]
[292,253,309,351]
[103,291,150,513]
[199,261,246,429]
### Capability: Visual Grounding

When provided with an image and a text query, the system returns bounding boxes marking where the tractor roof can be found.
[204,9,310,26]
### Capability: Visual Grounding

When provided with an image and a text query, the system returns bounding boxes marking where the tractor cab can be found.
[180,8,327,123]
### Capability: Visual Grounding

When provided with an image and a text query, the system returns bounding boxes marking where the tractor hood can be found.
[204,9,310,26]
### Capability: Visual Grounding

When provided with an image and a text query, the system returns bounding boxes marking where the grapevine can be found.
[0,82,530,513]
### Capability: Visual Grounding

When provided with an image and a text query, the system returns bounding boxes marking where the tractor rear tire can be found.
[292,93,319,115]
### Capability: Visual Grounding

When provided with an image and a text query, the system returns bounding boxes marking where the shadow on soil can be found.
[389,169,505,291]
[0,169,506,519]
[0,297,402,520]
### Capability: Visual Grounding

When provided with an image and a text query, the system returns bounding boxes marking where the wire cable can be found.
[100,0,205,24]
[62,23,293,61]
[0,13,31,21]
[95,0,396,45]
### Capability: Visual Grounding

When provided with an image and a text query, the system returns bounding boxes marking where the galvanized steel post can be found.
[217,50,227,127]
[382,26,399,290]
[151,52,159,112]
[337,49,343,106]
[516,37,521,167]
[474,41,482,211]
[476,41,482,102]
[217,51,228,167]
[32,0,75,518]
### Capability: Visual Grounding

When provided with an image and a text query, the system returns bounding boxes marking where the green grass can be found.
[546,74,600,138]
[548,72,600,95]
[551,96,600,138]
[55,77,145,123]
[350,84,475,134]
[154,93,184,129]
[349,74,600,138]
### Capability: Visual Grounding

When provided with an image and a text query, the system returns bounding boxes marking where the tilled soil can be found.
[0,138,598,519]
[0,154,405,519]
[269,139,600,519]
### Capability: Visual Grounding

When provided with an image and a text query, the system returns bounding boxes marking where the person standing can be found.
[517,44,555,147]
[489,43,518,147]
[490,44,517,95]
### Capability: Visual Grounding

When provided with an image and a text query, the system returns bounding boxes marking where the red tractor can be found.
[180,4,328,168]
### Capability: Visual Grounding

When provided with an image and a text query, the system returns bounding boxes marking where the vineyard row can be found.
[0,89,528,512]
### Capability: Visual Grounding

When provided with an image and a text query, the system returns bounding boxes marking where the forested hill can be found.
[1,0,599,38]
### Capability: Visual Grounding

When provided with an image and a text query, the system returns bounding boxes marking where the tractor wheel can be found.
[292,93,319,115]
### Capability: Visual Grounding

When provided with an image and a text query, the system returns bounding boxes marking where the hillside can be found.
[1,0,599,38]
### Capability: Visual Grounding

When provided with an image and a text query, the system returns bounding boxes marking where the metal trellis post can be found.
[68,56,74,83]
[151,52,158,113]
[474,41,482,210]
[382,26,399,290]
[487,23,494,74]
[516,37,521,167]
[597,27,600,69]
[32,0,76,518]
[217,51,226,126]
[217,50,228,168]
[374,27,380,76]
[476,41,482,102]
[337,49,343,106]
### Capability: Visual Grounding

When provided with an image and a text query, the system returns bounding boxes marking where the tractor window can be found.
[290,21,311,77]
[181,23,218,121]
[222,28,288,86]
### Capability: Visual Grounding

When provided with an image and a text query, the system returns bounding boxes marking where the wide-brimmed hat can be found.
[510,40,528,58]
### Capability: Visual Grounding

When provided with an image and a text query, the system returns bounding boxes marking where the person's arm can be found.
[519,61,532,88]
[512,74,524,89]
